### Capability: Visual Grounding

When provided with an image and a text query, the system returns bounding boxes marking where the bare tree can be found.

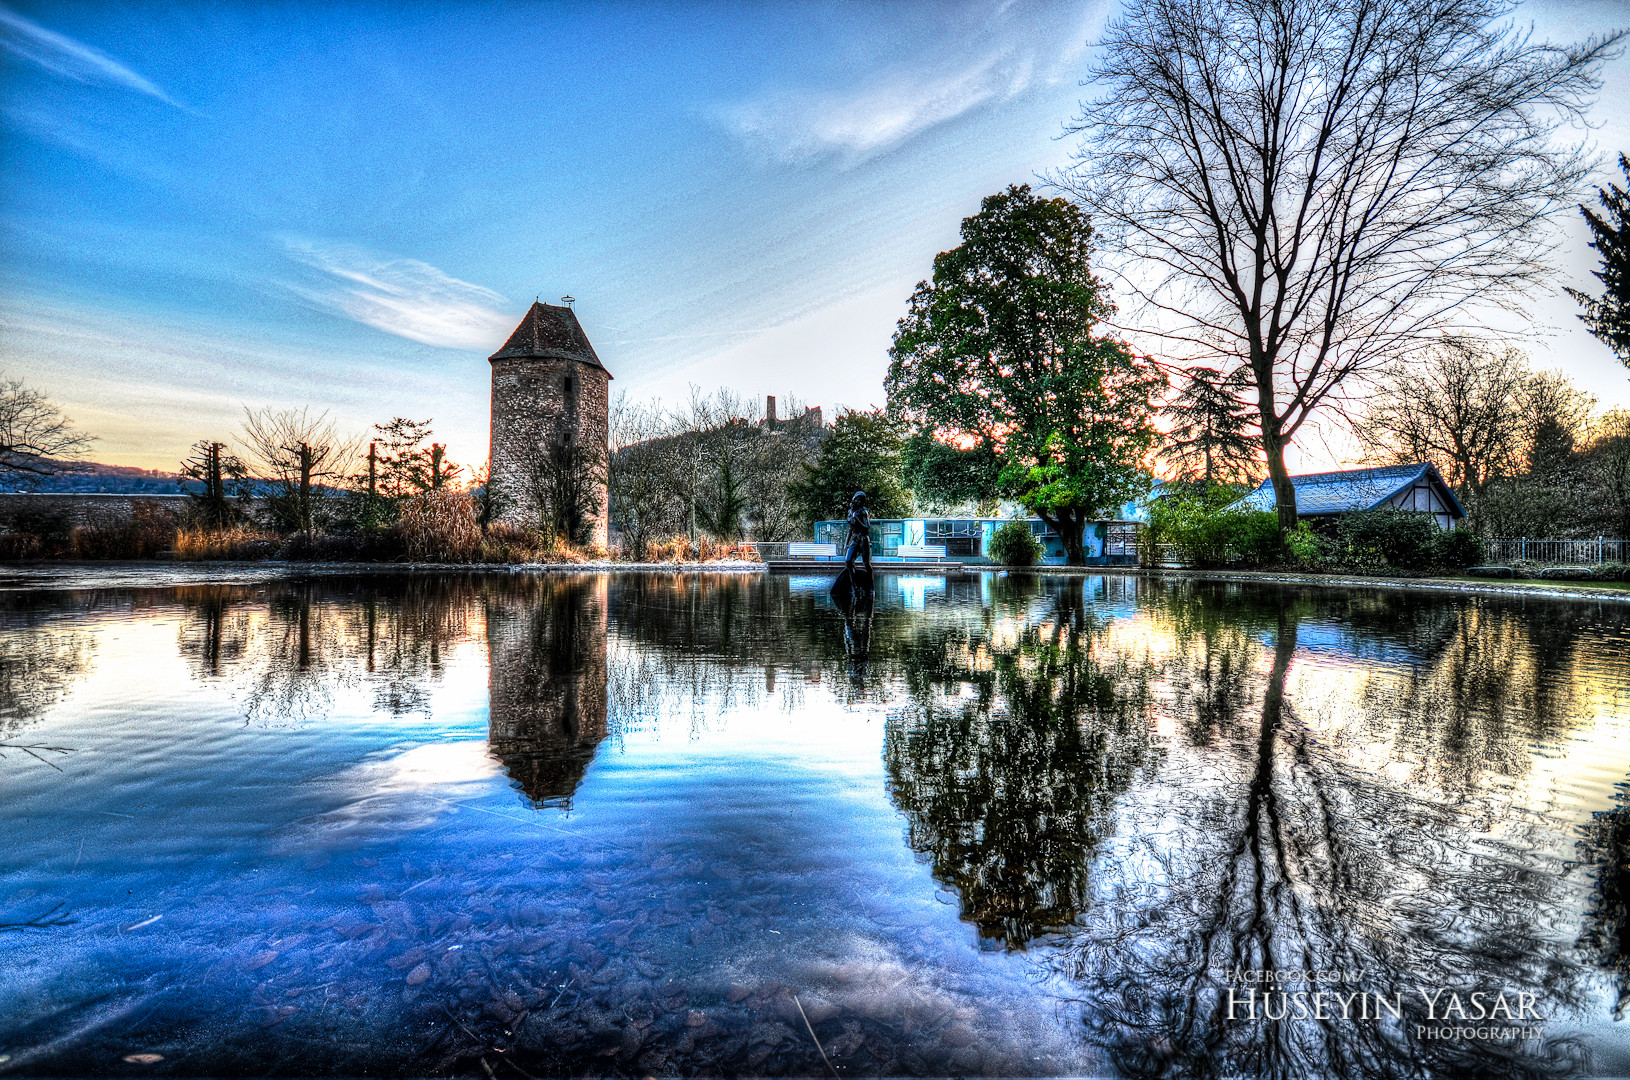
[239,407,358,536]
[607,395,677,558]
[606,387,821,554]
[0,375,92,485]
[1061,0,1622,530]
[1356,340,1532,495]
[522,439,605,547]
[1582,408,1630,537]
[1520,368,1597,475]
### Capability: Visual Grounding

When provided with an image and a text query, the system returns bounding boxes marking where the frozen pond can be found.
[1,571,1628,1078]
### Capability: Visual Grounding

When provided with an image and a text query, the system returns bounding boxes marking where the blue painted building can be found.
[811,515,1140,565]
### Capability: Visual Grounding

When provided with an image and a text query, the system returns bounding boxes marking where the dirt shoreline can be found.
[4,559,1628,603]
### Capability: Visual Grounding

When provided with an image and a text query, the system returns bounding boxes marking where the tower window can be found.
[563,375,574,395]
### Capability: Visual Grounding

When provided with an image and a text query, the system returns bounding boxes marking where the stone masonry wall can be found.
[489,356,610,547]
[0,493,193,530]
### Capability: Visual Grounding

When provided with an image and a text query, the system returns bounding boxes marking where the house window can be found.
[926,520,980,556]
[564,375,574,395]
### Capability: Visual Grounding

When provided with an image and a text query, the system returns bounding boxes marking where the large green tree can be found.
[886,185,1165,564]
[1570,154,1630,365]
[788,408,911,525]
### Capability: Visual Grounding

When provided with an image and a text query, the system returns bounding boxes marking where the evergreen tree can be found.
[1162,367,1259,486]
[1570,154,1630,364]
[789,409,911,525]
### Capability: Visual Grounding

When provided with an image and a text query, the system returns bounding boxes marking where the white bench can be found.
[788,542,838,558]
[896,544,947,559]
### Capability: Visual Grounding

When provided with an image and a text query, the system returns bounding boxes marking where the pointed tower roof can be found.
[488,301,610,374]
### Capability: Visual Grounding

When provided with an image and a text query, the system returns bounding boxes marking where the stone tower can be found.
[488,301,612,546]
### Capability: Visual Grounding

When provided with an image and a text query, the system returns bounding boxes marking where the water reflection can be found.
[1062,586,1606,1080]
[0,596,96,776]
[172,579,482,723]
[487,577,609,808]
[1582,785,1630,1021]
[2,572,1627,1078]
[885,578,1155,948]
[839,589,874,682]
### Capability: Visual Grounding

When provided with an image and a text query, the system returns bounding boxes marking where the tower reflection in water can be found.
[485,576,609,809]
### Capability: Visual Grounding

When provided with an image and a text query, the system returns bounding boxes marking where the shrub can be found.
[0,505,74,560]
[70,502,178,560]
[478,521,543,563]
[1437,528,1484,570]
[1144,487,1282,567]
[647,535,695,563]
[1593,562,1630,582]
[1285,521,1324,568]
[988,520,1043,566]
[395,489,483,562]
[634,535,758,564]
[696,536,757,562]
[1328,508,1447,571]
[174,527,280,560]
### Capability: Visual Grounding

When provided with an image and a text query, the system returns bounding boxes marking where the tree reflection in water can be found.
[1058,584,1610,1080]
[172,578,480,724]
[884,576,1156,949]
[0,624,92,740]
[0,595,94,766]
[1581,785,1630,1021]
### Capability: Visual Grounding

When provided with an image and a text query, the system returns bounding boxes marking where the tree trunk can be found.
[1262,433,1297,533]
[298,444,315,537]
[1043,509,1088,565]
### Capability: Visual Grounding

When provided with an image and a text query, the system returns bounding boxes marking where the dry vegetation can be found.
[0,490,761,565]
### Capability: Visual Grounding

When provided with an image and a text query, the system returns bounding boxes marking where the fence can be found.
[1483,538,1628,565]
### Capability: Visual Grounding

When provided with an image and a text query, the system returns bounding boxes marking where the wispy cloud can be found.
[0,4,179,106]
[283,241,516,351]
[711,1,1101,165]
[716,54,1034,165]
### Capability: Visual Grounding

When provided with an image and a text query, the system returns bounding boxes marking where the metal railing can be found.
[1483,538,1627,565]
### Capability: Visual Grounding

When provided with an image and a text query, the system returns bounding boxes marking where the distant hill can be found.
[1,460,192,495]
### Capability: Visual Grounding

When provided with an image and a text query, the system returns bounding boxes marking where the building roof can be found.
[1232,462,1466,518]
[488,301,610,374]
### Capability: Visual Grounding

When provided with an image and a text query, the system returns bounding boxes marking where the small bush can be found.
[1437,528,1484,570]
[647,535,695,563]
[1285,521,1323,568]
[396,489,483,562]
[0,531,46,560]
[698,538,759,562]
[5,506,73,545]
[988,520,1043,566]
[71,502,178,559]
[174,527,280,560]
[475,521,540,563]
[1145,491,1282,568]
[635,535,758,564]
[1328,509,1442,571]
[1592,562,1630,582]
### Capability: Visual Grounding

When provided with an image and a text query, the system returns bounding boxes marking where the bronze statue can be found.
[844,490,872,581]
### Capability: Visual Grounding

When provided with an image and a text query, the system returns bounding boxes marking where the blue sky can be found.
[1,0,1627,473]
